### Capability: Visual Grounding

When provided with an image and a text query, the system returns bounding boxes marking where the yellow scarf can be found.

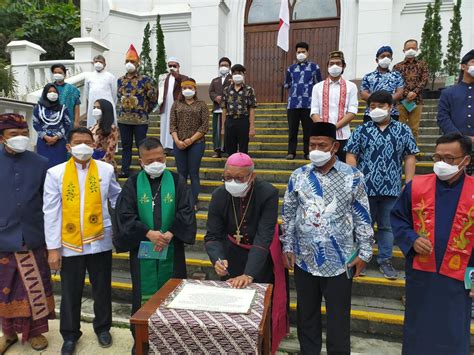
[61,158,104,252]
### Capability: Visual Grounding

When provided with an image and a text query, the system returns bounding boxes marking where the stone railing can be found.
[0,97,36,151]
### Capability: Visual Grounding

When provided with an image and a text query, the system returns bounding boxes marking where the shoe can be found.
[304,154,309,160]
[61,340,77,355]
[379,260,398,280]
[29,335,48,351]
[118,172,129,179]
[286,154,295,160]
[0,334,18,354]
[359,267,366,276]
[212,152,222,158]
[97,331,112,348]
[164,148,174,156]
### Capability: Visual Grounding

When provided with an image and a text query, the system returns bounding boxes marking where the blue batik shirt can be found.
[281,160,373,277]
[285,61,322,109]
[360,68,404,116]
[344,120,419,197]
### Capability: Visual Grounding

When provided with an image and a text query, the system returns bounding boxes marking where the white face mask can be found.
[5,136,30,153]
[369,108,389,123]
[219,66,230,75]
[71,143,94,161]
[404,49,417,58]
[53,73,64,82]
[125,62,136,73]
[468,66,474,77]
[328,65,343,77]
[232,74,244,84]
[182,89,195,98]
[378,57,392,69]
[296,53,307,62]
[47,92,59,102]
[94,62,104,72]
[144,161,166,179]
[92,108,102,119]
[225,180,250,198]
[433,158,466,181]
[169,67,178,72]
[309,146,334,167]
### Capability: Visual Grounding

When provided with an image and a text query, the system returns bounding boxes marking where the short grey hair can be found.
[93,54,106,63]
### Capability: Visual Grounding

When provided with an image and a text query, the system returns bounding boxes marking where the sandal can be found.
[29,335,48,351]
[0,334,18,354]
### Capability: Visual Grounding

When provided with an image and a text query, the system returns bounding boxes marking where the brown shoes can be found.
[29,335,48,351]
[0,334,18,354]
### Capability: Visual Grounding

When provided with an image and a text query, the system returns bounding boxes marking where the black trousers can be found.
[60,251,112,341]
[336,139,348,163]
[287,108,312,156]
[294,266,352,355]
[224,117,249,155]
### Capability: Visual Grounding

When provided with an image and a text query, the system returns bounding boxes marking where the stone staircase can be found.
[53,99,474,351]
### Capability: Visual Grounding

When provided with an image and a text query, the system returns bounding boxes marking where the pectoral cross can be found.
[234,230,242,245]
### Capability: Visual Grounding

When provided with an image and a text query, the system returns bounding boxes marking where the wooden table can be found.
[130,278,273,355]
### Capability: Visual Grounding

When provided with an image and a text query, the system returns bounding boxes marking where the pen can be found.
[218,258,229,275]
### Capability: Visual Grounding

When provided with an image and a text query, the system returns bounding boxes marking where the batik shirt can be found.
[344,120,419,197]
[56,83,80,128]
[281,160,373,277]
[285,61,322,109]
[221,84,257,116]
[360,69,404,116]
[393,58,429,105]
[117,73,157,125]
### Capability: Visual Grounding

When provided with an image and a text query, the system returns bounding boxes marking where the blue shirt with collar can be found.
[285,61,322,109]
[0,146,48,252]
[437,81,474,136]
[344,120,419,197]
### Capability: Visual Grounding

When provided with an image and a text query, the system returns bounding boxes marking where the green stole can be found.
[136,170,175,303]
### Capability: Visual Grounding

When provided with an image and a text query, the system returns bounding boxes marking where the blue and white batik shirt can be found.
[281,160,374,277]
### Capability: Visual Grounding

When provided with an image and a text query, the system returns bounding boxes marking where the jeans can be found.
[118,123,148,175]
[369,196,398,265]
[173,141,205,204]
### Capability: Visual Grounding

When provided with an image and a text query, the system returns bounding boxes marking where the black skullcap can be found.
[231,64,246,73]
[219,57,232,66]
[310,122,337,140]
[461,49,474,64]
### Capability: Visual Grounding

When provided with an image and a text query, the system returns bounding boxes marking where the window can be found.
[247,0,281,24]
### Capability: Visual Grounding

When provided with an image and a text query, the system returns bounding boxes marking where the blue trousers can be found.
[173,141,205,204]
[118,123,148,175]
[369,196,398,264]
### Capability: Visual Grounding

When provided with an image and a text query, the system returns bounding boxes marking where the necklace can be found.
[231,186,254,244]
[151,179,163,212]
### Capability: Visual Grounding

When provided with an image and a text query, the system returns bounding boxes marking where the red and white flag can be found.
[277,0,290,52]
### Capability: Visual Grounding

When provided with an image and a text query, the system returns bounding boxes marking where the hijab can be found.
[38,83,62,111]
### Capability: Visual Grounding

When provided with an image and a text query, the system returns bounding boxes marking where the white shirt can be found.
[43,159,122,257]
[310,78,359,140]
[84,70,118,127]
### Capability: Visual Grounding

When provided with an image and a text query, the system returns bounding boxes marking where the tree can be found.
[154,15,167,83]
[140,22,154,78]
[418,3,433,62]
[0,60,18,98]
[443,0,463,77]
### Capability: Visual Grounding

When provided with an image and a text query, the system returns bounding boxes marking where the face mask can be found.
[92,108,102,119]
[169,67,177,72]
[225,180,250,197]
[219,66,229,75]
[378,57,392,69]
[71,143,94,161]
[309,146,334,167]
[232,74,244,84]
[468,66,474,77]
[5,136,30,153]
[182,89,195,98]
[53,73,64,82]
[47,92,58,102]
[369,108,389,123]
[94,62,104,72]
[296,53,307,62]
[328,65,343,77]
[433,158,466,181]
[143,161,166,179]
[125,62,136,73]
[404,49,417,58]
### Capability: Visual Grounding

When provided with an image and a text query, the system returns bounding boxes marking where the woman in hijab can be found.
[33,83,71,168]
[89,98,119,170]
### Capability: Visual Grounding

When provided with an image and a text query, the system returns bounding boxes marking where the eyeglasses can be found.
[168,65,178,69]
[222,173,252,183]
[432,154,466,164]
